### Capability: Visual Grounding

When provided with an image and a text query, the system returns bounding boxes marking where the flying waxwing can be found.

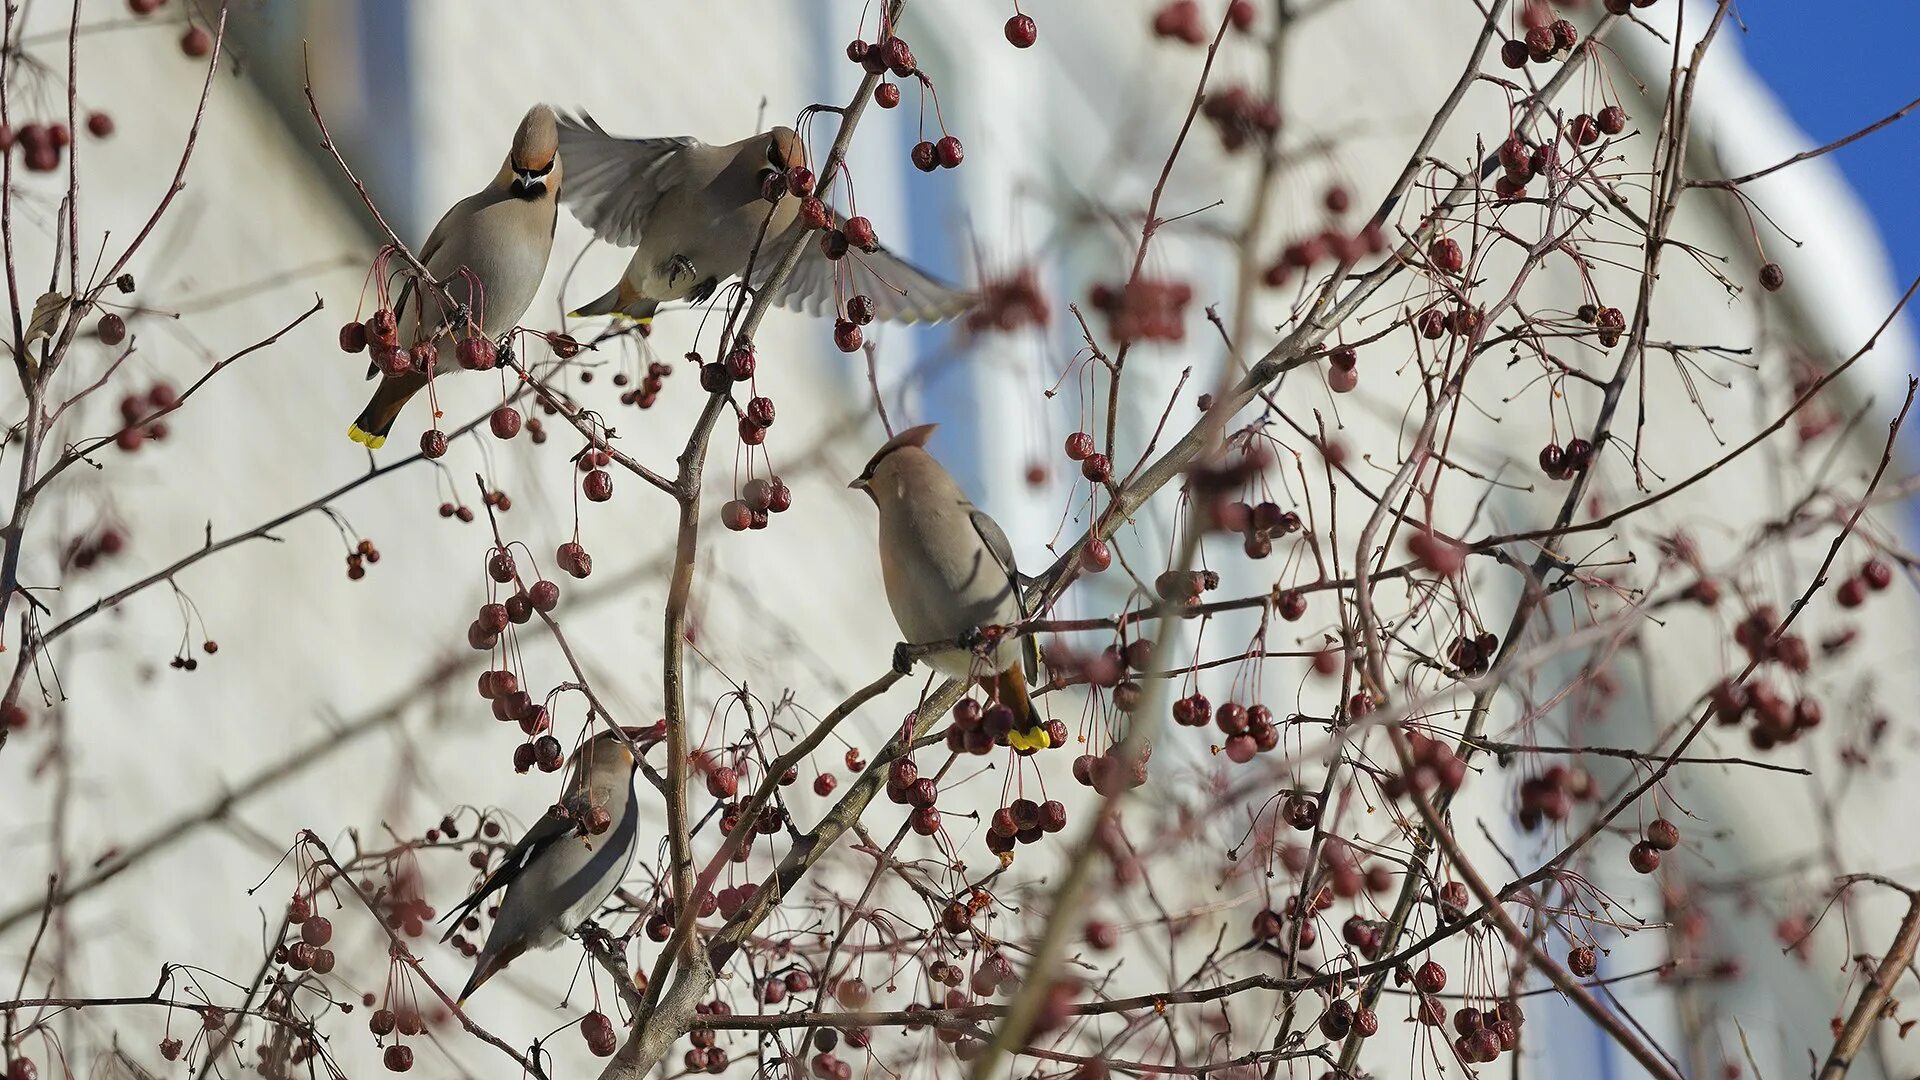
[850,424,1049,750]
[442,727,643,1004]
[556,111,974,325]
[348,104,564,449]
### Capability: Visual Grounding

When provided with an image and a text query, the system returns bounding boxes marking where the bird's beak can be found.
[510,171,546,198]
[847,477,869,491]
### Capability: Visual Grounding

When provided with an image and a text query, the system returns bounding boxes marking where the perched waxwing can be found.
[348,104,564,449]
[556,111,974,324]
[442,727,644,1004]
[850,425,1048,749]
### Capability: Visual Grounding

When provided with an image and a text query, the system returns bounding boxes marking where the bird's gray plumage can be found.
[446,730,641,1002]
[557,110,975,325]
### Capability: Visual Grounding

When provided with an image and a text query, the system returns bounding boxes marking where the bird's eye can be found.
[767,139,788,167]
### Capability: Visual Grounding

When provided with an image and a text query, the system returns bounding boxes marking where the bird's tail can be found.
[347,371,429,450]
[985,665,1050,751]
[568,280,657,323]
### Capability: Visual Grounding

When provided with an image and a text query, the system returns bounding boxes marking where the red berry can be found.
[1759,262,1785,292]
[874,82,902,109]
[843,216,879,252]
[833,320,863,353]
[1227,0,1256,31]
[97,313,127,346]
[1628,841,1661,874]
[87,112,114,138]
[419,429,448,458]
[1645,818,1680,851]
[935,135,964,169]
[338,321,367,353]
[457,337,497,370]
[846,294,877,325]
[1004,14,1037,47]
[181,24,213,57]
[1081,452,1112,483]
[1863,558,1894,590]
[383,1045,413,1073]
[1568,945,1597,977]
[1064,431,1095,460]
[1414,960,1446,994]
[584,469,613,502]
[1428,237,1464,274]
[1080,538,1112,573]
[1596,104,1627,135]
[490,406,522,440]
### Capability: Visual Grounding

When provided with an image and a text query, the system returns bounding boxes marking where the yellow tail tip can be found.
[347,423,387,450]
[1008,727,1051,752]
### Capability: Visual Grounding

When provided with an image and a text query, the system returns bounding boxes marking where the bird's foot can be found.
[892,642,916,675]
[668,254,698,288]
[957,626,987,654]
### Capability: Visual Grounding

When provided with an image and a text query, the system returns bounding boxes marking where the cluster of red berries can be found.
[943,695,1068,757]
[1538,436,1594,480]
[1445,629,1498,675]
[683,1001,735,1074]
[615,360,673,409]
[699,343,760,396]
[436,501,478,523]
[965,266,1050,334]
[1262,220,1389,288]
[1382,730,1468,801]
[721,475,794,532]
[1492,133,1563,201]
[1062,430,1112,484]
[984,795,1068,856]
[1088,278,1192,344]
[908,133,965,174]
[1251,883,1330,949]
[278,893,339,975]
[167,638,217,672]
[1711,677,1820,752]
[1731,604,1810,673]
[1071,743,1152,797]
[1515,763,1595,830]
[1151,0,1256,43]
[1202,85,1281,153]
[63,525,128,573]
[806,1027,865,1080]
[575,449,615,502]
[757,968,815,1005]
[1173,695,1287,763]
[366,1002,426,1071]
[883,757,946,835]
[1628,816,1680,874]
[937,888,995,936]
[1569,302,1629,348]
[115,380,178,452]
[1409,530,1468,577]
[1154,568,1221,608]
[1324,344,1360,394]
[6,1060,34,1080]
[1836,556,1895,608]
[1237,503,1307,562]
[346,538,380,581]
[555,540,594,579]
[1427,995,1526,1064]
[0,110,113,173]
[1499,16,1579,68]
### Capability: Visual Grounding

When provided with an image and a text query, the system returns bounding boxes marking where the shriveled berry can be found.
[490,406,522,440]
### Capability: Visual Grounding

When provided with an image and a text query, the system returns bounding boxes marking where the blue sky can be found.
[1733,1,1919,288]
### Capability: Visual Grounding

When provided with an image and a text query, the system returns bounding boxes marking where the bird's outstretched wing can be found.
[555,111,702,248]
[969,507,1038,681]
[438,809,572,942]
[752,210,977,325]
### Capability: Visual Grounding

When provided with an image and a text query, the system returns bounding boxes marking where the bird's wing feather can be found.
[438,810,572,941]
[751,210,977,325]
[968,508,1038,680]
[555,111,701,248]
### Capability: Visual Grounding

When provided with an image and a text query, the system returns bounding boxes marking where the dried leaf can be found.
[26,291,68,343]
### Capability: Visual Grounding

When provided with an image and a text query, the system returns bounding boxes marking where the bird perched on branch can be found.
[442,727,643,1004]
[556,111,974,325]
[850,424,1048,750]
[348,104,564,449]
